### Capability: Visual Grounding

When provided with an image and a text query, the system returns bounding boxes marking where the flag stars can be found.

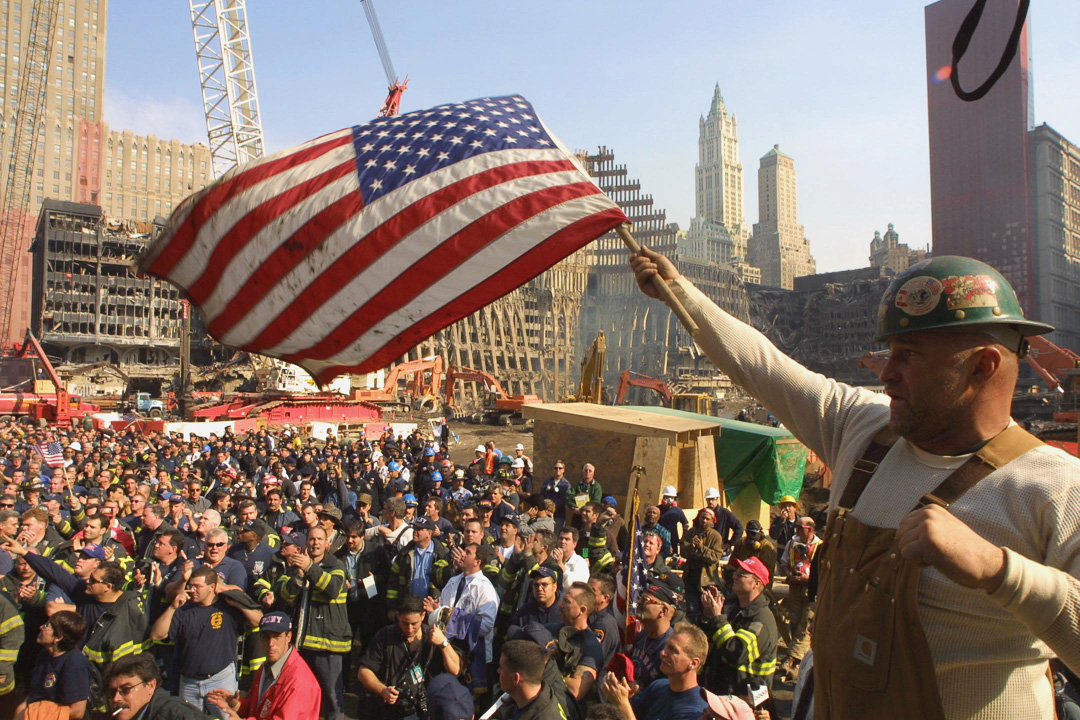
[395,132,408,139]
[448,136,464,145]
[483,128,497,137]
[476,115,490,122]
[369,178,383,191]
[384,160,397,170]
[361,143,375,152]
[537,139,551,146]
[463,124,477,132]
[509,117,520,124]
[528,126,540,133]
[412,132,426,139]
[376,130,390,138]
[402,165,416,176]
[431,134,443,141]
[470,140,483,149]
[436,151,450,161]
[416,147,430,157]
[364,158,378,168]
[503,136,518,144]
[395,145,412,154]
[516,129,529,137]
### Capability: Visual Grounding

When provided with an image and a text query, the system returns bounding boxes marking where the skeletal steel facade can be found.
[30,200,184,367]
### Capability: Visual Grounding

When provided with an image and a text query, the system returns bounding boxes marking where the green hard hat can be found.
[875,256,1053,342]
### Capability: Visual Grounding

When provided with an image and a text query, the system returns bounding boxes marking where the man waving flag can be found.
[140,95,628,384]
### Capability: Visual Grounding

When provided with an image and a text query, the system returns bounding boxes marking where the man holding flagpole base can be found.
[630,247,1080,720]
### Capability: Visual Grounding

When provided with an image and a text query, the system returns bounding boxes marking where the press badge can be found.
[363,574,377,599]
[409,665,424,685]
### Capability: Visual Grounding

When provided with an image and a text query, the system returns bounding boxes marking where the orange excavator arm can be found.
[613,369,673,406]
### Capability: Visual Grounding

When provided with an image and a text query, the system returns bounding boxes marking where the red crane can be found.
[360,0,408,117]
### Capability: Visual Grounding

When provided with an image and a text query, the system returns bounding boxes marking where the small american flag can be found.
[623,510,648,617]
[140,95,628,385]
[35,441,65,468]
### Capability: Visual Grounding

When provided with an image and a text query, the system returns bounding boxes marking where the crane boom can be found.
[359,0,408,117]
[189,0,266,178]
[360,0,396,86]
[0,0,60,340]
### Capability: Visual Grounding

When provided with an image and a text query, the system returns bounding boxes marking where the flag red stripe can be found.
[206,190,365,337]
[225,159,577,348]
[187,160,357,304]
[308,207,628,383]
[282,180,603,362]
[147,133,354,277]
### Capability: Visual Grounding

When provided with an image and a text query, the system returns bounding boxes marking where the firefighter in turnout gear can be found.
[274,526,350,720]
[698,556,778,696]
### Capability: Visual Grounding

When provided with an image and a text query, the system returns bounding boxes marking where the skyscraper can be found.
[1,0,107,343]
[695,84,747,258]
[749,145,815,289]
[925,0,1034,312]
[0,0,211,343]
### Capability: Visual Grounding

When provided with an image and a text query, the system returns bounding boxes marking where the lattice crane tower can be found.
[189,0,266,178]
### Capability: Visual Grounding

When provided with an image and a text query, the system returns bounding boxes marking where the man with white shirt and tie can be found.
[424,542,500,696]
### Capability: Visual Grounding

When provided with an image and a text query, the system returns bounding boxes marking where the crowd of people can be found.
[0,418,807,720]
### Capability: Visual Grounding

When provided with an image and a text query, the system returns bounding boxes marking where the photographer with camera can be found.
[358,594,464,720]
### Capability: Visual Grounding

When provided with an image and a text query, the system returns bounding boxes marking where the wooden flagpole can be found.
[616,223,700,337]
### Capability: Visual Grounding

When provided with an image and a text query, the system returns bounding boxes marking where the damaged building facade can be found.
[29,200,184,372]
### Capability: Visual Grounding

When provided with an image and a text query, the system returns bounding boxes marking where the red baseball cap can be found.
[732,556,770,586]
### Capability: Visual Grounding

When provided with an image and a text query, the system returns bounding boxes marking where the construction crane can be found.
[189,0,266,179]
[360,0,408,117]
[0,0,61,341]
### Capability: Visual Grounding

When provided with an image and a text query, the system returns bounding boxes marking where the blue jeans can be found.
[180,663,237,719]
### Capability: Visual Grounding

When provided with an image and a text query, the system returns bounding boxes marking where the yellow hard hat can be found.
[778,495,798,506]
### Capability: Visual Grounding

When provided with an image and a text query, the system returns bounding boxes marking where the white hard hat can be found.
[704,488,721,500]
[662,485,678,497]
[511,458,525,468]
[515,443,525,451]
[475,444,487,453]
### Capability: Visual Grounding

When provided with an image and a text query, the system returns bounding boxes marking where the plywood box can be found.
[523,403,722,515]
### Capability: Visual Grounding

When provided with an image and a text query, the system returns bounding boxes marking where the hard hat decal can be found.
[943,275,998,310]
[895,276,943,316]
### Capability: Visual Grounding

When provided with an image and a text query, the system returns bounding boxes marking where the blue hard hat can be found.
[388,461,402,472]
[423,447,435,457]
[403,493,418,506]
[430,471,443,483]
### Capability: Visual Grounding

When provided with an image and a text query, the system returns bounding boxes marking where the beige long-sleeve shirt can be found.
[669,276,1080,720]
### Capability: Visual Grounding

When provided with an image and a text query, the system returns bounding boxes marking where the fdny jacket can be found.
[385,538,452,607]
[698,592,778,693]
[275,553,351,654]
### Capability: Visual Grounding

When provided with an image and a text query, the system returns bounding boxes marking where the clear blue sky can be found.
[105,1,1079,273]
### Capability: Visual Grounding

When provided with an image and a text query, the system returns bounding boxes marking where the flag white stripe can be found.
[323,193,617,365]
[242,167,585,353]
[141,129,355,271]
[199,172,360,321]
[218,148,573,347]
[168,142,359,288]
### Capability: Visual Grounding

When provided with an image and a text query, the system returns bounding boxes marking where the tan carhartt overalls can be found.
[812,425,1045,719]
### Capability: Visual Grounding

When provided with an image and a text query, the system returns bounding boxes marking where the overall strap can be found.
[918,424,1044,508]
[838,427,898,510]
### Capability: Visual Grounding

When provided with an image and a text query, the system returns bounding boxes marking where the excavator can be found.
[1024,335,1080,423]
[610,368,720,415]
[613,370,672,406]
[352,355,445,414]
[442,364,540,425]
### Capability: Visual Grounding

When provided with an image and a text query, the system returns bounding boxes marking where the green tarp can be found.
[629,406,808,504]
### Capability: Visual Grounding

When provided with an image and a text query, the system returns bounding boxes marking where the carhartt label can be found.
[854,634,877,666]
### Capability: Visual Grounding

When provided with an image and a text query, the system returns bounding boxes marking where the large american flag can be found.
[140,95,628,385]
[35,441,65,468]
